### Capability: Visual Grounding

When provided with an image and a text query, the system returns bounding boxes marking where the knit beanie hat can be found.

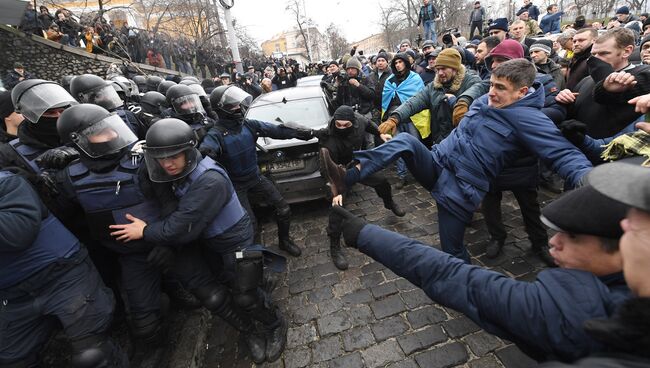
[333,105,356,122]
[488,39,524,60]
[530,42,552,55]
[376,52,390,62]
[616,6,630,15]
[345,57,362,72]
[488,18,509,32]
[435,48,462,70]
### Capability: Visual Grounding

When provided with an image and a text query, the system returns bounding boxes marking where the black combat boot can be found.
[531,242,556,267]
[277,216,302,257]
[330,236,349,270]
[214,302,266,363]
[383,198,406,217]
[263,309,288,363]
[485,238,504,258]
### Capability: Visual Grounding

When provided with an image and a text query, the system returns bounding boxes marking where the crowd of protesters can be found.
[2,0,650,367]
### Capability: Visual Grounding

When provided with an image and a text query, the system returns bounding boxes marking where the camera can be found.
[336,70,349,84]
[441,27,460,48]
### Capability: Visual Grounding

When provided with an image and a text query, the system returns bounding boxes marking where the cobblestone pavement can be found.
[204,172,559,368]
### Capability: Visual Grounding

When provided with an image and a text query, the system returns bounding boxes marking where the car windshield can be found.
[246,98,329,128]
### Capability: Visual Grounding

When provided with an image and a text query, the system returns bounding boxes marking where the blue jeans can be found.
[395,121,422,179]
[349,133,471,263]
[424,20,437,42]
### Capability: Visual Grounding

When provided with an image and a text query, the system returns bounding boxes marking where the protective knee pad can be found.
[70,336,126,368]
[194,283,229,312]
[131,312,162,344]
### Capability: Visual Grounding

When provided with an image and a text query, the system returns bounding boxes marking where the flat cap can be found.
[588,161,650,213]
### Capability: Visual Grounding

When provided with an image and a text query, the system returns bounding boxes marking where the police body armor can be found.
[66,155,160,253]
[9,139,46,173]
[173,156,246,238]
[0,171,80,289]
[212,122,258,181]
[189,118,213,144]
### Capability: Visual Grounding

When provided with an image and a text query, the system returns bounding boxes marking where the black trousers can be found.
[328,172,392,240]
[236,175,288,236]
[470,21,483,39]
[481,188,548,246]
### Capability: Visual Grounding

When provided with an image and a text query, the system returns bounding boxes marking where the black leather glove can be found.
[294,129,314,140]
[36,146,79,170]
[147,246,175,272]
[558,119,587,146]
[331,205,367,248]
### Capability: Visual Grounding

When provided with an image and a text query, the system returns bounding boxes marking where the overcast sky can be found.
[230,0,390,45]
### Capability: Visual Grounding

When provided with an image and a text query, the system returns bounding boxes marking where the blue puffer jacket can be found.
[432,82,592,222]
[356,224,631,362]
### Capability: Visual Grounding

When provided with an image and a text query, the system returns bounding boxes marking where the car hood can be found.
[257,121,328,149]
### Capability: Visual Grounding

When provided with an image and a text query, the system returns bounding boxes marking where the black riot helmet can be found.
[12,79,78,124]
[165,84,205,119]
[70,74,124,110]
[209,85,252,120]
[181,76,200,83]
[146,75,163,93]
[140,91,166,115]
[143,118,199,182]
[111,76,139,97]
[157,80,177,96]
[60,75,76,93]
[57,104,137,158]
[110,80,131,103]
[133,75,147,92]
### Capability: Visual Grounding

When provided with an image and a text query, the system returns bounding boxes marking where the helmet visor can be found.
[172,94,205,116]
[144,146,199,183]
[16,82,78,123]
[219,87,253,113]
[73,114,138,158]
[79,84,124,110]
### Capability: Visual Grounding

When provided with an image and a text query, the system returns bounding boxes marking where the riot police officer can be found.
[164,84,214,144]
[70,74,145,139]
[133,75,147,93]
[145,75,163,94]
[55,104,168,355]
[201,85,314,257]
[109,119,288,363]
[156,80,176,98]
[0,171,128,368]
[137,91,166,129]
[0,79,79,174]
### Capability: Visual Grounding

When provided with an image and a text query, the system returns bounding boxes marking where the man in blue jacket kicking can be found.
[321,59,593,263]
[329,181,631,362]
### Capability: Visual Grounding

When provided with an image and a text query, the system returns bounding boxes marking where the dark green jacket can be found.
[393,65,481,143]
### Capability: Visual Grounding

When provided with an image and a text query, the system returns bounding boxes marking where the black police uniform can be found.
[0,171,128,368]
[200,117,312,255]
[54,104,168,346]
[141,118,288,363]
